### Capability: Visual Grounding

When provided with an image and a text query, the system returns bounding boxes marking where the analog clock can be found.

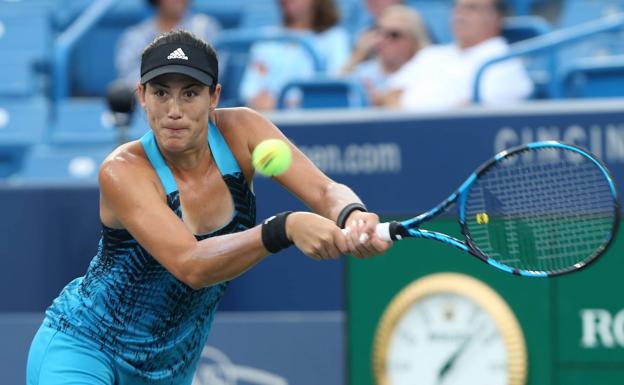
[373,273,527,385]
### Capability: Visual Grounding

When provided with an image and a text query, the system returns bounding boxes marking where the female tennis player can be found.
[26,30,390,385]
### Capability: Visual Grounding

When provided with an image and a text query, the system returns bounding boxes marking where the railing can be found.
[473,13,624,103]
[52,0,119,101]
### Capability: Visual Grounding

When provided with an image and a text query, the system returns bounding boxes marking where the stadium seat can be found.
[0,97,48,146]
[509,0,540,15]
[408,0,453,44]
[215,49,250,108]
[53,0,361,98]
[558,55,624,98]
[0,1,52,96]
[51,98,149,145]
[502,16,553,99]
[14,143,112,182]
[61,0,242,97]
[557,0,624,61]
[67,2,151,97]
[238,0,280,30]
[193,0,244,29]
[335,0,361,39]
[277,78,369,109]
[503,16,552,44]
[558,0,624,28]
[0,97,48,177]
[0,1,51,53]
[53,0,149,31]
[0,55,40,97]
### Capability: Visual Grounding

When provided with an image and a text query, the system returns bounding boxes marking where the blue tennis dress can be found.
[27,122,256,384]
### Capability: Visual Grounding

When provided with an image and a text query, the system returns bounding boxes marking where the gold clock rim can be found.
[372,272,527,385]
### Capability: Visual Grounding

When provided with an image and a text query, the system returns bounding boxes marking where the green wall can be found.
[347,218,624,385]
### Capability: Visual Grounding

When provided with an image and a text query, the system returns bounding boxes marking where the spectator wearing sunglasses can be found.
[343,0,404,73]
[345,5,430,106]
[385,0,533,110]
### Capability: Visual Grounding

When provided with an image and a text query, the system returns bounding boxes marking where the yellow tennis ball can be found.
[252,139,292,177]
[476,213,489,224]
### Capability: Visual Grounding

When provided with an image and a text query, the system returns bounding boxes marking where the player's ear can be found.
[209,84,221,110]
[137,83,147,107]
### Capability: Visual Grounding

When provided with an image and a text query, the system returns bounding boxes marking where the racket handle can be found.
[342,222,403,242]
[376,222,403,241]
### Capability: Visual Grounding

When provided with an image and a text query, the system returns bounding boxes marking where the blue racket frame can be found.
[387,141,620,277]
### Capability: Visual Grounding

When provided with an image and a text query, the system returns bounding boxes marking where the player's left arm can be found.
[221,108,391,258]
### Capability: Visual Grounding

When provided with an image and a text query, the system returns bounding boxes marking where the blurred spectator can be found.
[355,0,405,34]
[239,0,350,111]
[116,0,221,85]
[344,0,404,70]
[345,5,430,106]
[386,0,533,110]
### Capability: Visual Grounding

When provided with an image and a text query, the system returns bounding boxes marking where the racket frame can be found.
[381,141,620,277]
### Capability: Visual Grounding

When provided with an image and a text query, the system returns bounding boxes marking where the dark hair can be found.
[141,30,218,92]
[147,0,158,6]
[283,0,340,33]
[493,0,507,16]
[313,0,340,32]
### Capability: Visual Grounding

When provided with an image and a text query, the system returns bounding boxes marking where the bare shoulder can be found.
[215,107,284,146]
[99,140,157,191]
[213,108,265,179]
[214,107,269,136]
[213,108,289,180]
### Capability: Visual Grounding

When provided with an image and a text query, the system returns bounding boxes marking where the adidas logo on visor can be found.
[167,48,189,60]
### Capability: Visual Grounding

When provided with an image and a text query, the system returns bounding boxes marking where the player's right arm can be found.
[99,149,347,290]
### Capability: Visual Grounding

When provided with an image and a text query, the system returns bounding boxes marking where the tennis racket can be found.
[375,141,620,277]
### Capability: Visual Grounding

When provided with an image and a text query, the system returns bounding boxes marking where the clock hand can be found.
[436,331,477,384]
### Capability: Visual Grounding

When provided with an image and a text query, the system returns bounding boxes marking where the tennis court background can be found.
[2,103,624,384]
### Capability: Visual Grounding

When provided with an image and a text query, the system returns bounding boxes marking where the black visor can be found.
[140,42,218,86]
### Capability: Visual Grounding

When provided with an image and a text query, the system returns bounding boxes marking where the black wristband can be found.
[261,211,294,253]
[336,203,367,229]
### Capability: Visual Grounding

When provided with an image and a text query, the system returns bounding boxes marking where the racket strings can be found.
[464,148,616,273]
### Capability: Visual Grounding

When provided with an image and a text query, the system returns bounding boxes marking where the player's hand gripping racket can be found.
[375,142,620,277]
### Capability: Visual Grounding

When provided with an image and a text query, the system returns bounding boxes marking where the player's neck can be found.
[163,144,214,179]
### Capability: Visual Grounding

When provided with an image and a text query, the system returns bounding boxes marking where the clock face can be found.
[373,273,526,385]
[386,293,508,385]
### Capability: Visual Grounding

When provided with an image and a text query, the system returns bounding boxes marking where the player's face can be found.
[139,73,219,153]
[452,0,502,48]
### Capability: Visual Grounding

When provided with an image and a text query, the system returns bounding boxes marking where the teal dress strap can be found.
[208,120,241,176]
[139,131,178,195]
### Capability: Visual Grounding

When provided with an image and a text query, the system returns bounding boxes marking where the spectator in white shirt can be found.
[386,0,533,110]
[346,5,430,106]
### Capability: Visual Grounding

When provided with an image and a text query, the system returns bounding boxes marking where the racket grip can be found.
[375,222,403,241]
